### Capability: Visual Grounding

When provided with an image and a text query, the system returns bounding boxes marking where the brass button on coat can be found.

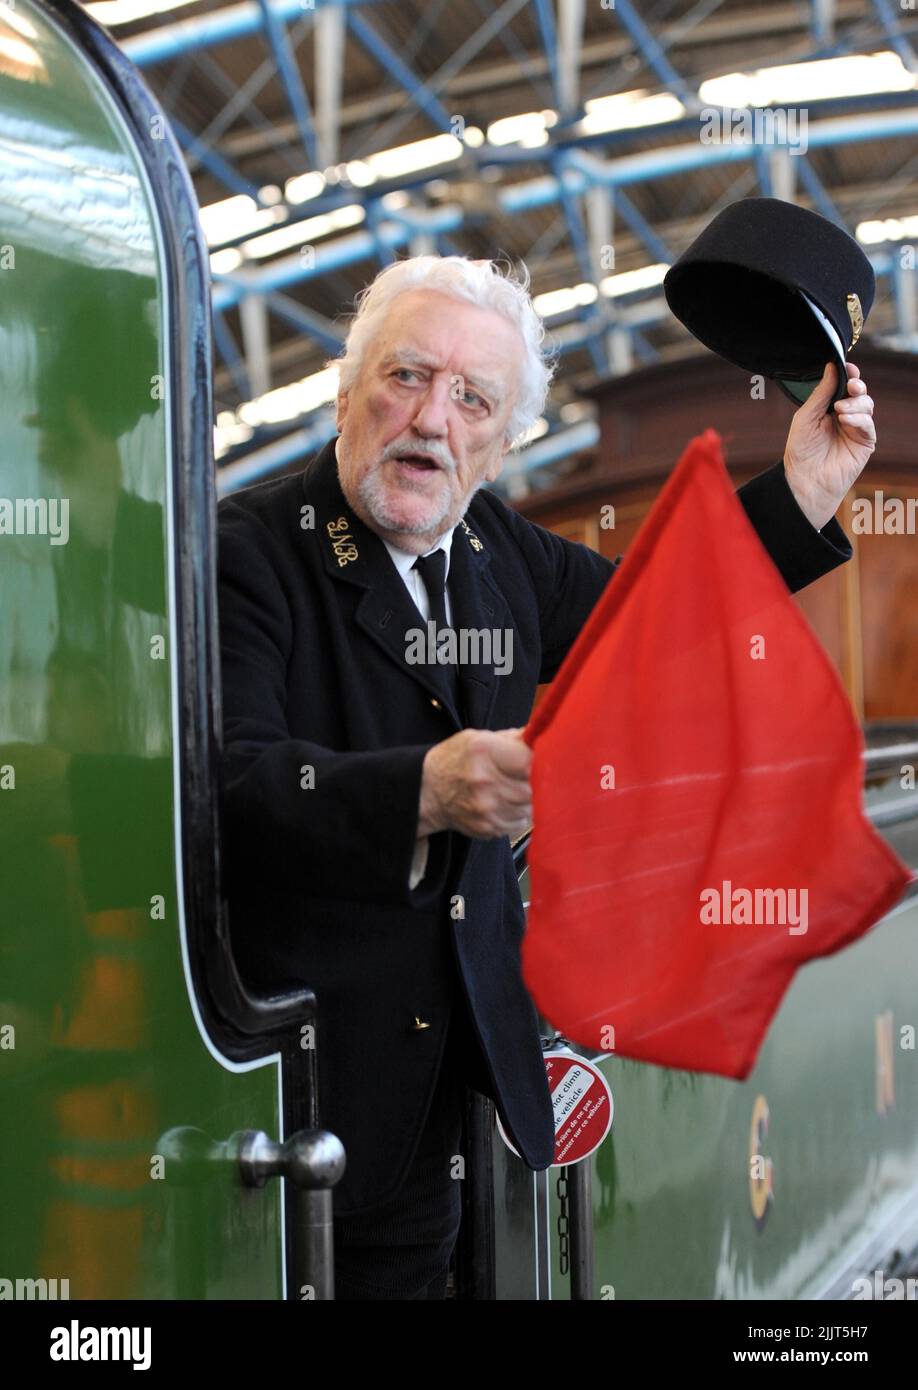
[411,1017,431,1031]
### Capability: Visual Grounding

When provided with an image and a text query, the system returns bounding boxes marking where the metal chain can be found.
[556,1167,570,1277]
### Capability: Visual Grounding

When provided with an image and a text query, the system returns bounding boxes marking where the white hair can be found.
[327,254,557,450]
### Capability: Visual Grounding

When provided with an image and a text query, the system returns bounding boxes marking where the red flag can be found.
[523,430,911,1079]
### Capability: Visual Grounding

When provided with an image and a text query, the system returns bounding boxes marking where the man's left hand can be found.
[783,361,876,532]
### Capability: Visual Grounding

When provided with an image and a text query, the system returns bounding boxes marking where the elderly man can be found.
[217,255,875,1300]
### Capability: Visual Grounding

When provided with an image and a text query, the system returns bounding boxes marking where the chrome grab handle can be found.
[238,1127,345,1190]
[238,1128,346,1301]
[158,1125,346,1299]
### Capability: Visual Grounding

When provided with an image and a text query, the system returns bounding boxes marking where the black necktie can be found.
[413,549,450,631]
[413,549,462,720]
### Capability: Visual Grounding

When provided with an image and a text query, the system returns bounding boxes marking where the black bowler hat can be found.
[663,197,875,409]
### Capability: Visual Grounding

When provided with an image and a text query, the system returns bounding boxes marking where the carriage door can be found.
[0,0,338,1301]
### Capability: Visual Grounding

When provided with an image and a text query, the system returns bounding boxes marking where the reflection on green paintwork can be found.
[0,1,282,1298]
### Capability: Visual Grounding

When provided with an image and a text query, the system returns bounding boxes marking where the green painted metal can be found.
[0,1,284,1299]
[496,795,918,1300]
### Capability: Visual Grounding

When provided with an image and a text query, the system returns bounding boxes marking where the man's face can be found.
[334,287,524,553]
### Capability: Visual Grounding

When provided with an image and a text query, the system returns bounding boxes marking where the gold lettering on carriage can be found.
[326,515,359,566]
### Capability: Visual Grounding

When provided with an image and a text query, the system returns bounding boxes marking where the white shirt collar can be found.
[382,524,456,584]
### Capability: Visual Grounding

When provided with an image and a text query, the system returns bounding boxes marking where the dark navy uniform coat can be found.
[217,436,851,1215]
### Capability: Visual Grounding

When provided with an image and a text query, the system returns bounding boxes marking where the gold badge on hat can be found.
[846,293,864,351]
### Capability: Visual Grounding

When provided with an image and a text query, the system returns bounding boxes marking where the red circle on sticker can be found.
[497,1050,614,1166]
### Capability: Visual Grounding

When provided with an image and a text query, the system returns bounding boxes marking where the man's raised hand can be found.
[783,361,877,530]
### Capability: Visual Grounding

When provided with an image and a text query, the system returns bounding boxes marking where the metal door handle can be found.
[239,1128,345,1300]
[158,1125,345,1299]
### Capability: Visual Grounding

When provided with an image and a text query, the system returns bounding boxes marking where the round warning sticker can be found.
[497,1049,614,1166]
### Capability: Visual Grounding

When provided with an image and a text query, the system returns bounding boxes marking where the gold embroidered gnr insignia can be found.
[459,517,484,551]
[326,515,359,566]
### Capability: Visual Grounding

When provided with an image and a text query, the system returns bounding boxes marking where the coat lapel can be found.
[305,437,512,730]
[447,508,511,730]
